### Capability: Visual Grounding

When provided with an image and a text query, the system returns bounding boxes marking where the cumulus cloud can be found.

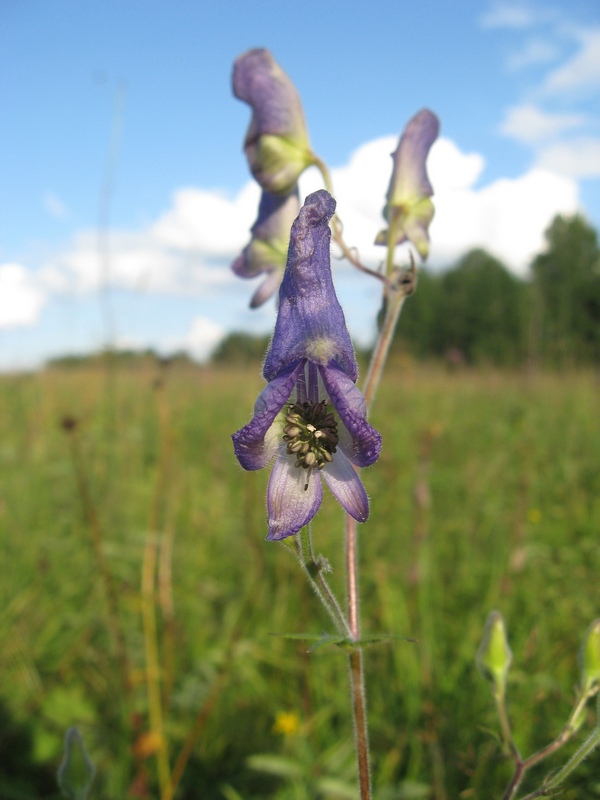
[499,103,585,144]
[537,137,600,179]
[168,316,226,362]
[0,263,46,328]
[427,148,579,272]
[41,228,242,297]
[151,183,258,255]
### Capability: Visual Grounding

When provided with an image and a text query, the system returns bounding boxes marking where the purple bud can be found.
[232,188,300,307]
[375,108,440,259]
[233,49,314,194]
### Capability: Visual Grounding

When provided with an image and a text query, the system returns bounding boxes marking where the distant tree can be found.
[396,250,526,365]
[394,268,443,358]
[438,249,526,365]
[211,332,271,365]
[531,214,600,364]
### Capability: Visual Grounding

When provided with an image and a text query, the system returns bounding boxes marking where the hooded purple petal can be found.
[231,188,300,306]
[376,108,440,259]
[267,456,323,540]
[232,49,313,194]
[319,362,382,467]
[321,449,369,523]
[232,361,303,470]
[263,190,357,382]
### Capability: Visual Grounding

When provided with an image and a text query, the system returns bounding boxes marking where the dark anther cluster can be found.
[283,400,339,471]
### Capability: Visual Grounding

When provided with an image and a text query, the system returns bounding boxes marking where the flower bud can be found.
[375,108,440,260]
[477,610,513,693]
[233,49,314,194]
[231,188,300,307]
[579,619,600,694]
[57,728,95,800]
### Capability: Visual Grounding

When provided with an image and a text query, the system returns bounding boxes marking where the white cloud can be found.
[39,182,264,299]
[41,229,241,297]
[537,137,600,179]
[429,165,579,273]
[499,103,585,143]
[543,28,600,96]
[151,184,257,255]
[0,263,46,327]
[169,316,226,362]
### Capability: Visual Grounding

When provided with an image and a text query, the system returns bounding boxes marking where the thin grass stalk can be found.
[142,373,174,799]
[142,531,172,799]
[64,424,130,696]
[159,518,177,713]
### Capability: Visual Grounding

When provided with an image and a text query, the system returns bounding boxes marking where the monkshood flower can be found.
[232,187,300,308]
[232,190,382,540]
[375,108,440,260]
[233,48,314,195]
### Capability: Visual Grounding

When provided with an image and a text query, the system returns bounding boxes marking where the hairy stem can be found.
[295,526,351,638]
[346,514,372,799]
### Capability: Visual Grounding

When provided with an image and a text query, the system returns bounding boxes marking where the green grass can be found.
[0,361,599,799]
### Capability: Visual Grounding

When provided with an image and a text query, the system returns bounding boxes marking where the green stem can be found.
[494,685,521,761]
[345,514,372,800]
[295,526,351,638]
[540,723,600,794]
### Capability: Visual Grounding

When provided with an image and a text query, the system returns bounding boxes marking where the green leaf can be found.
[271,631,415,652]
[315,776,358,798]
[246,754,304,779]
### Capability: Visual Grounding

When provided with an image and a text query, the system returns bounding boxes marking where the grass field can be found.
[0,360,599,799]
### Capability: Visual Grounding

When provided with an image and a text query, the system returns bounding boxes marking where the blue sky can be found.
[1,0,599,369]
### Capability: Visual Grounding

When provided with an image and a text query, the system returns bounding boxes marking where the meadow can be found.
[1,360,599,799]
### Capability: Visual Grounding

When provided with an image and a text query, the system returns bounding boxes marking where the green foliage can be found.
[395,214,600,367]
[0,364,599,798]
[397,250,527,365]
[212,332,271,365]
[46,347,196,370]
[531,214,600,364]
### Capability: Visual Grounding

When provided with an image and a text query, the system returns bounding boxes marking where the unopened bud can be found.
[579,619,600,695]
[57,728,95,800]
[375,108,440,260]
[477,611,513,693]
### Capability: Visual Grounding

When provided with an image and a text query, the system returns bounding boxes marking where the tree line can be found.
[394,213,600,367]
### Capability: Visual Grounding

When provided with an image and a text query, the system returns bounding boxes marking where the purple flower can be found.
[232,187,300,308]
[375,108,440,259]
[232,190,382,540]
[233,48,314,195]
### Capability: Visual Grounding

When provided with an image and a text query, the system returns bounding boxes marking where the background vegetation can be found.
[1,359,599,799]
[1,212,599,799]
